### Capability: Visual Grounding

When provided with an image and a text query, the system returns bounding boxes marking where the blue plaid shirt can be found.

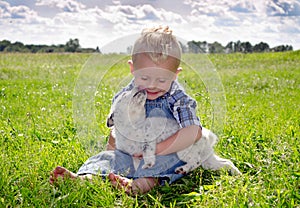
[111,79,201,128]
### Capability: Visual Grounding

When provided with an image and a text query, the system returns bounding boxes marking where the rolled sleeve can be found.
[170,91,201,128]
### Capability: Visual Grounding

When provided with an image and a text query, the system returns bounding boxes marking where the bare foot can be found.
[49,166,78,184]
[108,173,158,195]
[108,173,133,194]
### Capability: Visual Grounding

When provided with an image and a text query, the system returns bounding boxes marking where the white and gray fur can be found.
[107,87,241,175]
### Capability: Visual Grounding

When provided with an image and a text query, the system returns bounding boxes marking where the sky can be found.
[0,0,300,53]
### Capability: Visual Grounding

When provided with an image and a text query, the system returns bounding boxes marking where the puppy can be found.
[107,87,241,175]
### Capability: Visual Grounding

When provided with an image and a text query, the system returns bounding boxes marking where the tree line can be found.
[0,38,293,54]
[0,38,100,53]
[185,40,293,53]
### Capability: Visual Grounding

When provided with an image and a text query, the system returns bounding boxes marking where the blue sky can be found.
[1,0,299,52]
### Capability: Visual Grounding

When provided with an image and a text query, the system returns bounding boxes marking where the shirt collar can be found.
[168,79,184,95]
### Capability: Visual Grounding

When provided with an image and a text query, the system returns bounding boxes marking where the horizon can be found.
[0,35,295,54]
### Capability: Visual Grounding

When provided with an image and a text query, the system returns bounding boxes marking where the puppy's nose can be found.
[139,89,146,95]
[133,89,146,97]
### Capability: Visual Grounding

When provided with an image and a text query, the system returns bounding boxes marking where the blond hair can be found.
[132,26,181,67]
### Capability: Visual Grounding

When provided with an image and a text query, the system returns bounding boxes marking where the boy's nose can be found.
[147,80,157,89]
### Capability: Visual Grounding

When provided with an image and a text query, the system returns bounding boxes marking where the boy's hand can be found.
[106,131,116,150]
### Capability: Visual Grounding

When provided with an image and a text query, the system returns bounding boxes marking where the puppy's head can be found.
[130,87,147,109]
[107,87,147,127]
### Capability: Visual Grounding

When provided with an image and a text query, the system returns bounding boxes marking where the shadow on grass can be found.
[137,167,222,206]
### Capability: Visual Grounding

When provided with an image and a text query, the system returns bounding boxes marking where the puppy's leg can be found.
[142,141,156,169]
[175,148,200,174]
[201,154,242,175]
[175,162,198,175]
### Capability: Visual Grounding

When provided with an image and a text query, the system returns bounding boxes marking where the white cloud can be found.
[36,0,86,12]
[102,4,185,24]
[0,1,10,18]
[0,1,40,22]
[266,0,300,16]
[0,0,299,50]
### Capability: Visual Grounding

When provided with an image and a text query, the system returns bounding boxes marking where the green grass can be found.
[0,51,299,207]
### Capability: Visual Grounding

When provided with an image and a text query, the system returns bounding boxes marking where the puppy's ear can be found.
[106,112,114,127]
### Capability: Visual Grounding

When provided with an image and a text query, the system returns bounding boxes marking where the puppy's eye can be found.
[133,89,146,98]
[133,91,140,97]
[107,113,114,127]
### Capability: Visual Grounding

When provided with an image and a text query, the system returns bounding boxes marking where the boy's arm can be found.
[155,86,202,156]
[155,125,202,156]
[106,131,116,150]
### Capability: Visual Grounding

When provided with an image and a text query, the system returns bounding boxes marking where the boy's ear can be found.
[176,67,182,75]
[128,60,134,74]
[172,67,182,80]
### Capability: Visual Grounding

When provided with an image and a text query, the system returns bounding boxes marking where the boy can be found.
[50,26,202,194]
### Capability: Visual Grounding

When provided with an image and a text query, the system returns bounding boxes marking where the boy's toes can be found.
[108,173,117,184]
[49,166,76,185]
[53,166,67,175]
[108,173,133,194]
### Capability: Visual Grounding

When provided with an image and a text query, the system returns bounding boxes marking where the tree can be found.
[225,41,235,53]
[178,41,187,53]
[0,40,11,51]
[187,41,200,53]
[253,42,270,52]
[96,46,101,53]
[65,38,80,52]
[271,45,293,52]
[4,41,30,52]
[208,41,224,53]
[234,40,243,52]
[240,41,253,53]
[126,46,132,54]
[187,41,207,53]
[286,45,293,51]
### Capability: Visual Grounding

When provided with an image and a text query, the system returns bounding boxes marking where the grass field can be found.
[0,51,299,207]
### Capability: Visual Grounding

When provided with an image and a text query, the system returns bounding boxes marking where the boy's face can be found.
[129,55,180,100]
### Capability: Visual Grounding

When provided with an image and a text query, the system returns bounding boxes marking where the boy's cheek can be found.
[133,79,142,88]
[134,80,144,88]
[138,86,147,91]
[161,83,173,92]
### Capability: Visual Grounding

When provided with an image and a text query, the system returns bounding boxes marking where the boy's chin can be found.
[146,92,164,100]
[147,96,158,100]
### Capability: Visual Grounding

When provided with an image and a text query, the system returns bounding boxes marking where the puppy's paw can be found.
[230,166,242,175]
[175,167,187,175]
[142,162,154,169]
